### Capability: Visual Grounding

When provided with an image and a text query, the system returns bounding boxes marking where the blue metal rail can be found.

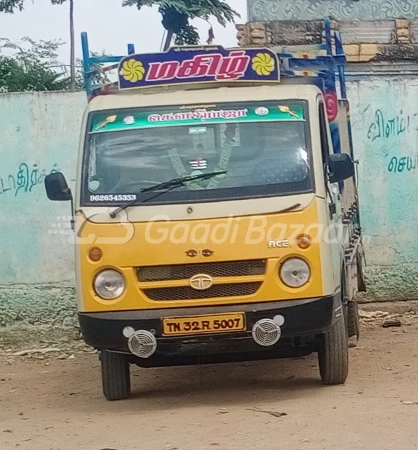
[81,19,353,165]
[81,32,135,99]
[81,19,348,102]
[276,19,348,101]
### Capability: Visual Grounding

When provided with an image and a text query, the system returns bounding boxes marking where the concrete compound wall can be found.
[347,77,418,302]
[0,80,417,341]
[0,92,85,341]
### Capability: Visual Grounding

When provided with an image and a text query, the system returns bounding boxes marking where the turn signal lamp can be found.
[89,247,103,262]
[297,234,312,249]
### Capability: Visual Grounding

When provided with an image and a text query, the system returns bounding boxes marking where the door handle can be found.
[329,202,337,218]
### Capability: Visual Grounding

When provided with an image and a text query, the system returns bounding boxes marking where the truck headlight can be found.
[280,258,310,288]
[94,269,125,300]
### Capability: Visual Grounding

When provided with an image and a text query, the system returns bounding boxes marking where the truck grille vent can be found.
[138,260,266,282]
[143,282,262,301]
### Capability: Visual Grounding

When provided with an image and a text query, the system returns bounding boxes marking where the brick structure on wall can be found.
[236,19,418,62]
[248,0,418,22]
[238,0,418,64]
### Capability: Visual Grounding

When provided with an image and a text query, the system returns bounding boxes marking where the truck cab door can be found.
[318,102,343,291]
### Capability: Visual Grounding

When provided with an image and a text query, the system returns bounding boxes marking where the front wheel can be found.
[318,315,349,385]
[101,350,131,401]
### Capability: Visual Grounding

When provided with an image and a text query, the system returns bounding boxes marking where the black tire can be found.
[101,350,131,401]
[347,300,360,339]
[318,315,349,385]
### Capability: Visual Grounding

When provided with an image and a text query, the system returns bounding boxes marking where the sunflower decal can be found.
[120,59,146,83]
[252,53,275,76]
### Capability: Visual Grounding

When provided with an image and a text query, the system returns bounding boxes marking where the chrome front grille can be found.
[144,282,262,301]
[138,259,266,282]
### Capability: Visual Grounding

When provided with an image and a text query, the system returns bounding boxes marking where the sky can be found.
[0,0,248,63]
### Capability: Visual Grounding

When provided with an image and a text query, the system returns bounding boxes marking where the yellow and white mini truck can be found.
[45,22,365,400]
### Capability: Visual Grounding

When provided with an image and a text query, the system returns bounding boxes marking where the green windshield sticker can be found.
[91,104,305,133]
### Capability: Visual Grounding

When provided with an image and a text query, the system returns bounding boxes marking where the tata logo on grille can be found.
[190,274,213,291]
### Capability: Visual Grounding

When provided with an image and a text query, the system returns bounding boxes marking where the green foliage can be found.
[0,37,110,92]
[122,0,239,44]
[0,0,66,12]
[0,56,67,92]
[1,0,228,90]
[0,38,69,92]
[1,37,63,64]
[1,0,77,89]
[174,24,200,45]
[0,0,25,13]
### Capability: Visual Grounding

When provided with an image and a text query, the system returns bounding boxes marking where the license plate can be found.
[162,313,246,336]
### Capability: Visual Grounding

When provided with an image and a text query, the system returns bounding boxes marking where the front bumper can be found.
[79,293,341,366]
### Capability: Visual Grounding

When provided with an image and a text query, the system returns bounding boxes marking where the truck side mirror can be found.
[45,172,72,201]
[328,153,355,183]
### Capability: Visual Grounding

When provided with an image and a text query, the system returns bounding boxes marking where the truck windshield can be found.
[82,100,312,205]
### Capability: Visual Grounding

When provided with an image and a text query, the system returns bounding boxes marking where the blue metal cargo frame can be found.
[81,19,347,101]
[81,32,136,100]
[80,19,352,158]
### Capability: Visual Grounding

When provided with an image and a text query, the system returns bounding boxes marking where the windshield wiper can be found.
[109,171,227,218]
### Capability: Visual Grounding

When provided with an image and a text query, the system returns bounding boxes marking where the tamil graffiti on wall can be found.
[0,163,60,197]
[366,109,418,142]
[364,104,418,174]
[387,155,418,173]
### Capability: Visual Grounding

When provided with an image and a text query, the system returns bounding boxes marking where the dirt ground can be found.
[2,317,418,450]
